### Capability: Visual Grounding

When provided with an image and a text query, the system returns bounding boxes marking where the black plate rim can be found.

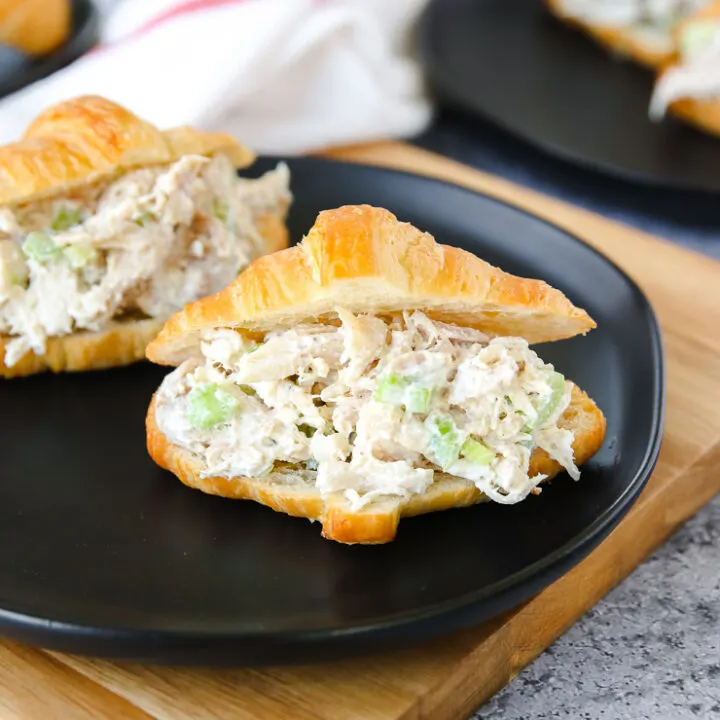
[0,157,666,663]
[417,0,720,195]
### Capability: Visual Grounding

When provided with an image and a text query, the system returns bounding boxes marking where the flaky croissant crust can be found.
[147,204,595,366]
[0,95,256,206]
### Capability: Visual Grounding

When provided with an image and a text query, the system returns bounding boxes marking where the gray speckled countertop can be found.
[415,116,720,720]
[474,495,720,720]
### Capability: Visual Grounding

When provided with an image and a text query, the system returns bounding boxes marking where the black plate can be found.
[0,158,664,665]
[0,0,99,100]
[420,0,720,193]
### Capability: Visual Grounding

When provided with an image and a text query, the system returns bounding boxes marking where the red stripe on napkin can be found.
[132,0,256,38]
[91,0,259,54]
[89,0,326,55]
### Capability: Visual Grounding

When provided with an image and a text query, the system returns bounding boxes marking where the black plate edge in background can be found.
[0,159,666,666]
[0,0,100,101]
[413,106,720,252]
[418,0,720,195]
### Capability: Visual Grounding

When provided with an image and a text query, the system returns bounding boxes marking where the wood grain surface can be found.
[1,142,719,720]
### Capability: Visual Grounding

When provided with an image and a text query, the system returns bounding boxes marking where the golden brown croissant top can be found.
[0,95,256,206]
[0,0,71,55]
[147,205,596,366]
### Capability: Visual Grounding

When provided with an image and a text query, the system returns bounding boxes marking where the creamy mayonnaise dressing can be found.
[0,155,290,366]
[154,311,580,510]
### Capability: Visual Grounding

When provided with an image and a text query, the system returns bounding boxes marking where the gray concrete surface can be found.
[473,495,720,720]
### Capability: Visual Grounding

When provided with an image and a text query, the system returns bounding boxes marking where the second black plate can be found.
[420,0,720,193]
[0,0,99,100]
[0,158,664,665]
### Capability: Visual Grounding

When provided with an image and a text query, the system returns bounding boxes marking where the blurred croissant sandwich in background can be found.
[545,0,711,68]
[145,205,606,544]
[0,95,290,377]
[650,1,720,132]
[0,0,71,56]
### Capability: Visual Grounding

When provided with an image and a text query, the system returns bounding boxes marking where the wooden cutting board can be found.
[2,142,719,720]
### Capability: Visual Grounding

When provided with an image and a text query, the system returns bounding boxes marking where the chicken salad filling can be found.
[0,154,290,366]
[154,310,580,509]
[650,16,720,115]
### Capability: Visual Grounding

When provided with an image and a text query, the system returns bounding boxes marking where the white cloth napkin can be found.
[0,0,432,154]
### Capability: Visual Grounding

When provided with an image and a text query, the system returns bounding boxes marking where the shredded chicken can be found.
[155,310,580,510]
[0,155,290,366]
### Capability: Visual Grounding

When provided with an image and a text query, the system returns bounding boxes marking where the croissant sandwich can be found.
[545,0,711,68]
[0,95,290,377]
[145,205,606,545]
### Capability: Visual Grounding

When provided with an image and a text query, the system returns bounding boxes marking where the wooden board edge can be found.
[1,641,155,720]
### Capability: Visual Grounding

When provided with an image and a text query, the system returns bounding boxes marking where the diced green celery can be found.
[64,243,97,269]
[213,199,229,223]
[429,416,462,469]
[51,206,83,231]
[435,416,456,436]
[405,385,431,414]
[460,437,495,465]
[0,241,29,288]
[186,383,238,429]
[680,20,718,60]
[432,438,459,469]
[375,373,408,405]
[22,232,60,264]
[375,373,432,414]
[533,372,567,430]
[133,212,154,227]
